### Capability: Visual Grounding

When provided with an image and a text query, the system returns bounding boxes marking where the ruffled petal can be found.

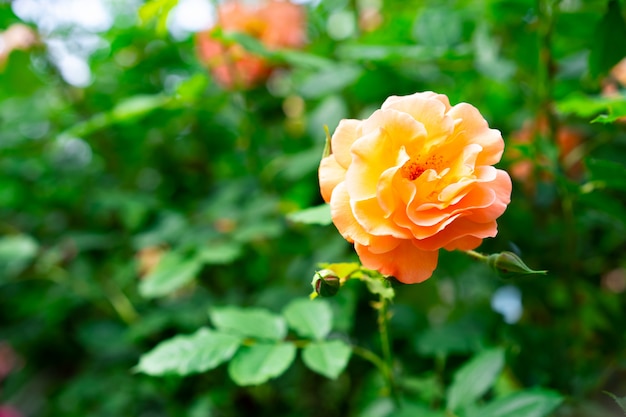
[344,128,392,201]
[353,197,412,239]
[329,182,370,245]
[319,156,346,203]
[447,103,504,166]
[331,119,362,169]
[414,218,498,251]
[355,240,439,284]
[465,169,512,223]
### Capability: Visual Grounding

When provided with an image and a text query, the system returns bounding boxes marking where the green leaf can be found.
[220,32,271,58]
[446,348,505,412]
[0,234,38,280]
[275,50,333,70]
[308,95,348,137]
[209,306,287,340]
[589,0,626,78]
[302,339,352,379]
[583,158,626,193]
[110,94,169,122]
[297,64,363,99]
[604,391,626,415]
[61,94,170,138]
[591,99,626,123]
[198,242,242,265]
[468,389,563,417]
[139,251,202,298]
[336,44,437,62]
[217,31,332,70]
[135,328,241,376]
[363,276,395,300]
[176,73,209,101]
[286,204,332,226]
[139,0,179,35]
[228,343,296,386]
[556,93,622,119]
[283,298,333,340]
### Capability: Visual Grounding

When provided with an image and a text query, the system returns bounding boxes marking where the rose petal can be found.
[344,128,392,201]
[448,103,504,166]
[353,197,412,239]
[465,169,512,223]
[414,218,498,251]
[329,182,370,245]
[355,240,439,284]
[331,119,362,169]
[381,93,454,149]
[319,156,347,202]
[443,235,483,251]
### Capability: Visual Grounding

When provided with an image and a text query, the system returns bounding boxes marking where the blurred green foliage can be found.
[2,0,626,416]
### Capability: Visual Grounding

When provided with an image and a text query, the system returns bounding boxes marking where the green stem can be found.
[377,283,400,406]
[465,249,487,262]
[351,345,387,376]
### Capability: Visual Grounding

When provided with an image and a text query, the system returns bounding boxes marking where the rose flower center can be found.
[400,154,445,181]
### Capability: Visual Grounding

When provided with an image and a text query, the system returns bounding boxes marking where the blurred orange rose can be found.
[507,118,584,190]
[196,0,306,89]
[0,24,38,68]
[136,246,166,278]
[319,92,512,284]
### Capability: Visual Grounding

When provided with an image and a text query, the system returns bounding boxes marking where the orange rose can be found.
[319,92,512,283]
[195,0,306,89]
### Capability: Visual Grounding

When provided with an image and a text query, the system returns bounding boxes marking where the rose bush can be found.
[319,92,512,283]
[195,0,306,89]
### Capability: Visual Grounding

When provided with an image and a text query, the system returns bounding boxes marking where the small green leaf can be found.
[0,234,38,280]
[220,32,271,58]
[209,306,287,340]
[556,93,621,119]
[139,251,202,298]
[139,0,179,35]
[110,94,169,122]
[363,276,395,300]
[283,298,333,340]
[604,391,626,415]
[198,242,242,265]
[336,44,437,62]
[287,204,332,226]
[228,343,296,386]
[584,158,626,193]
[591,99,626,124]
[318,262,364,280]
[468,389,563,417]
[136,327,241,376]
[588,0,626,78]
[302,339,352,379]
[275,50,333,70]
[446,348,505,412]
